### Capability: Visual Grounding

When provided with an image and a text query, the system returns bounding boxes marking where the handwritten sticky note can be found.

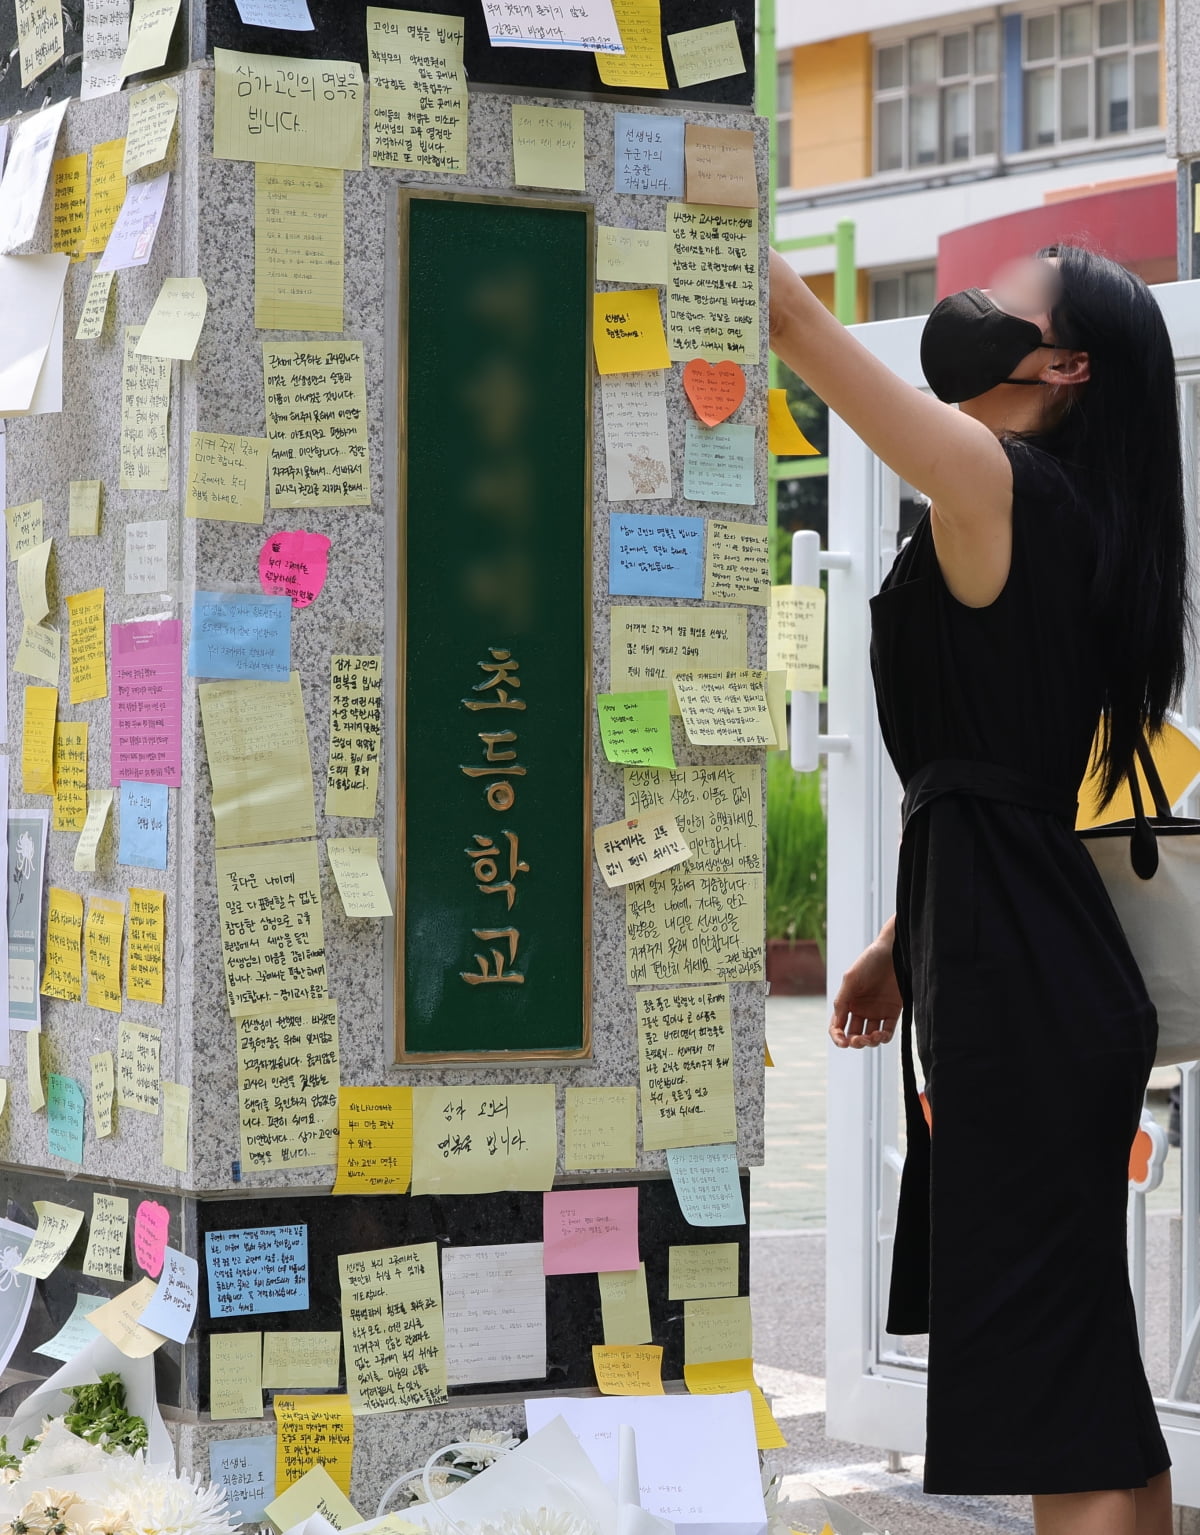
[126,887,166,1004]
[136,276,208,360]
[266,1464,358,1531]
[512,104,585,191]
[597,226,668,286]
[411,1084,557,1196]
[258,529,330,607]
[237,1002,340,1172]
[485,0,622,49]
[367,7,467,174]
[683,358,745,426]
[601,370,670,501]
[111,618,183,787]
[684,421,755,504]
[610,605,746,711]
[326,655,383,816]
[627,869,764,984]
[74,789,115,872]
[87,1276,167,1359]
[669,1242,740,1300]
[41,888,83,1001]
[262,1330,340,1390]
[122,521,169,599]
[121,0,181,80]
[97,169,170,272]
[599,1264,652,1346]
[332,1086,412,1194]
[85,896,125,1009]
[84,1191,129,1278]
[189,592,290,680]
[18,540,52,623]
[216,841,328,1012]
[339,1244,447,1413]
[768,387,819,456]
[597,691,674,769]
[543,1187,639,1275]
[667,203,758,364]
[81,140,126,255]
[674,670,774,747]
[18,1200,85,1277]
[593,1343,664,1395]
[768,584,826,692]
[17,0,64,86]
[327,837,392,918]
[255,163,344,332]
[76,269,116,341]
[274,1394,355,1497]
[52,723,87,833]
[162,1080,190,1172]
[51,153,88,256]
[206,1225,309,1317]
[623,765,763,874]
[565,1086,638,1171]
[124,80,178,174]
[210,1332,264,1421]
[683,1359,787,1449]
[214,48,364,171]
[684,1295,752,1365]
[210,1436,276,1523]
[706,520,769,605]
[7,499,44,558]
[667,1143,745,1227]
[684,124,757,208]
[263,342,371,506]
[638,986,736,1149]
[609,512,703,599]
[139,1245,199,1342]
[596,0,667,87]
[614,110,683,196]
[186,432,268,523]
[35,1292,108,1361]
[117,782,168,869]
[66,485,103,544]
[134,1198,170,1275]
[46,1074,85,1164]
[201,677,316,849]
[667,19,745,87]
[593,289,670,375]
[22,685,57,793]
[235,0,313,24]
[89,1054,117,1142]
[67,588,107,703]
[594,811,691,888]
[119,327,170,490]
[118,1020,162,1116]
[27,1031,45,1112]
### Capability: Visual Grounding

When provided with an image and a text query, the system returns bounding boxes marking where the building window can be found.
[1021,0,1160,150]
[873,20,999,172]
[776,59,792,188]
[870,266,938,321]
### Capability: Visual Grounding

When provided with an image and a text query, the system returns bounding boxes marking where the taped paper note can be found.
[84,1192,129,1278]
[119,327,170,491]
[96,170,170,272]
[16,0,64,85]
[139,1244,198,1341]
[86,1276,167,1359]
[483,0,622,50]
[236,1002,340,1172]
[200,676,315,848]
[596,690,674,769]
[338,1244,447,1414]
[609,511,703,598]
[70,480,103,534]
[210,1332,263,1421]
[235,0,313,25]
[614,110,683,197]
[325,655,382,815]
[666,1143,745,1227]
[626,870,764,985]
[123,81,178,175]
[512,104,585,191]
[596,0,666,87]
[593,811,691,888]
[18,1201,85,1278]
[0,103,69,255]
[16,622,60,684]
[442,1244,546,1387]
[35,1294,108,1361]
[21,684,57,793]
[134,1199,169,1275]
[637,986,736,1150]
[185,432,268,523]
[564,1086,638,1171]
[599,1264,652,1346]
[263,342,370,506]
[683,421,755,505]
[667,20,745,87]
[261,1330,340,1390]
[624,763,763,874]
[684,1295,752,1365]
[82,0,131,99]
[410,1084,557,1196]
[137,277,208,360]
[121,0,180,81]
[592,1344,663,1395]
[18,539,52,623]
[117,1017,160,1112]
[52,723,88,834]
[266,1464,357,1530]
[683,124,756,208]
[46,1074,85,1164]
[214,48,364,171]
[705,520,769,605]
[125,519,170,594]
[683,1358,786,1450]
[768,584,826,692]
[117,781,168,869]
[593,288,669,374]
[205,1224,309,1318]
[673,670,774,747]
[40,887,83,1001]
[81,139,126,254]
[666,203,758,364]
[7,500,43,558]
[254,164,344,332]
[127,887,165,1002]
[327,837,392,918]
[767,387,819,456]
[367,8,467,173]
[331,1085,412,1193]
[209,1437,275,1524]
[76,270,115,340]
[110,618,183,786]
[26,1031,44,1110]
[596,226,668,285]
[50,154,87,256]
[161,1080,189,1171]
[67,588,107,704]
[190,592,290,681]
[668,1241,739,1300]
[258,528,330,607]
[215,841,328,1013]
[610,605,746,712]
[90,1053,116,1140]
[543,1187,639,1275]
[601,371,671,501]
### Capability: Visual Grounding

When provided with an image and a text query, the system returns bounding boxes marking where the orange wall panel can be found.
[789,35,872,189]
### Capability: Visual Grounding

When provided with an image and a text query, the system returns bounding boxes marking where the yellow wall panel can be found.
[789,35,872,189]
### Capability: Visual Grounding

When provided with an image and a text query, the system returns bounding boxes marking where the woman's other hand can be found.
[830,935,903,1048]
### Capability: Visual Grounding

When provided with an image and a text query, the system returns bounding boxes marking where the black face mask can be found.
[920,287,1051,404]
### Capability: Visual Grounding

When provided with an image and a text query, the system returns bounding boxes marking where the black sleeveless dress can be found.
[868,438,1171,1495]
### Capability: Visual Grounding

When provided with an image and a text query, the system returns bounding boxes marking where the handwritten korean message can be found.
[338,1243,447,1414]
[263,342,370,507]
[205,1224,309,1317]
[236,1002,340,1171]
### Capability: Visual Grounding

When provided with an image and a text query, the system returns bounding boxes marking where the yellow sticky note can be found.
[596,226,668,287]
[22,686,57,794]
[18,539,52,623]
[666,203,759,364]
[186,431,268,523]
[162,1080,189,1171]
[599,1264,653,1346]
[512,103,585,191]
[565,1086,638,1171]
[16,622,61,684]
[6,500,44,558]
[124,81,179,175]
[75,789,115,873]
[262,1331,341,1390]
[326,656,382,816]
[51,153,88,257]
[120,327,171,492]
[127,888,166,1004]
[410,1084,557,1195]
[768,388,819,456]
[255,164,344,333]
[18,1200,84,1277]
[332,1086,412,1194]
[66,588,107,704]
[596,0,667,88]
[210,1331,263,1421]
[81,140,127,254]
[626,747,763,877]
[667,20,745,88]
[768,585,826,692]
[263,342,371,507]
[237,1002,340,1173]
[90,1052,116,1140]
[592,1343,664,1395]
[214,48,364,171]
[366,7,467,174]
[705,520,770,605]
[41,887,84,1001]
[137,277,208,361]
[117,1018,161,1112]
[764,1040,774,1068]
[200,676,316,848]
[86,1276,168,1359]
[273,1394,355,1497]
[327,837,392,918]
[85,896,125,1011]
[637,986,736,1149]
[684,1295,753,1364]
[593,288,670,375]
[26,1031,45,1112]
[673,669,775,747]
[17,0,64,87]
[626,870,764,985]
[339,1245,447,1414]
[266,1465,359,1533]
[121,0,181,80]
[216,842,329,1013]
[76,271,115,342]
[69,481,103,536]
[684,124,757,209]
[684,1358,787,1449]
[594,811,692,888]
[610,605,747,712]
[83,1190,128,1277]
[668,1242,740,1300]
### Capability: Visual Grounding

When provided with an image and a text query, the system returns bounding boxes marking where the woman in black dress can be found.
[768,245,1190,1534]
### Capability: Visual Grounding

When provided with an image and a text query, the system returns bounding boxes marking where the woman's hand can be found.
[830,934,903,1049]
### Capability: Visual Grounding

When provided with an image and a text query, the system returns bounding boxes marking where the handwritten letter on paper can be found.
[215,841,328,1014]
[637,986,736,1149]
[338,1243,447,1413]
[366,8,467,174]
[666,203,759,364]
[236,1002,340,1171]
[254,165,344,333]
[214,48,364,171]
[263,342,370,506]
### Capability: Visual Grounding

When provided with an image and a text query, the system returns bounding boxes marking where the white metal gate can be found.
[816,277,1200,1500]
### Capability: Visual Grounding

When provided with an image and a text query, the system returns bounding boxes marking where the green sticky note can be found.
[597,690,675,769]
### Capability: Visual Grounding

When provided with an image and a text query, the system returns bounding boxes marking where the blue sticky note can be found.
[205,1225,309,1318]
[609,513,705,599]
[614,112,684,197]
[684,422,756,506]
[209,1435,277,1523]
[47,1075,85,1166]
[118,781,169,870]
[666,1144,746,1227]
[189,592,291,680]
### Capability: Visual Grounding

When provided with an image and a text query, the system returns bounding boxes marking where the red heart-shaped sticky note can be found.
[683,359,746,426]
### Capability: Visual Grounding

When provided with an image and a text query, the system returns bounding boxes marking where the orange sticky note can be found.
[593,289,670,375]
[768,388,819,456]
[592,1343,665,1395]
[683,358,745,425]
[683,1357,787,1448]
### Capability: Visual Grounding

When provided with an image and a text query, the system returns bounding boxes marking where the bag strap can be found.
[1128,735,1166,880]
[1135,735,1174,819]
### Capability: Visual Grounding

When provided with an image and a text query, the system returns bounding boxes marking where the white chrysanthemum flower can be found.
[450,1436,520,1470]
[94,1459,237,1535]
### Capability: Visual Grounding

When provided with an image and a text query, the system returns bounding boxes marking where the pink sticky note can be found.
[258,530,331,608]
[542,1187,639,1275]
[134,1199,170,1278]
[111,619,182,787]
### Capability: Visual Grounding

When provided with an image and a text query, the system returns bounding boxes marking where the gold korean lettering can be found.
[461,927,525,985]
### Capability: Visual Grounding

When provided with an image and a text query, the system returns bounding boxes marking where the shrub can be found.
[766,754,827,950]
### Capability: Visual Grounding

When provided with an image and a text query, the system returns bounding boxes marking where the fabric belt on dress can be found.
[900,756,1078,834]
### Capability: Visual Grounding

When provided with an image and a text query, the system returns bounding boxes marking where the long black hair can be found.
[1029,244,1192,810]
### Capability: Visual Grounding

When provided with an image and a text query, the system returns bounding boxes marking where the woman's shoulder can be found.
[1000,433,1082,510]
